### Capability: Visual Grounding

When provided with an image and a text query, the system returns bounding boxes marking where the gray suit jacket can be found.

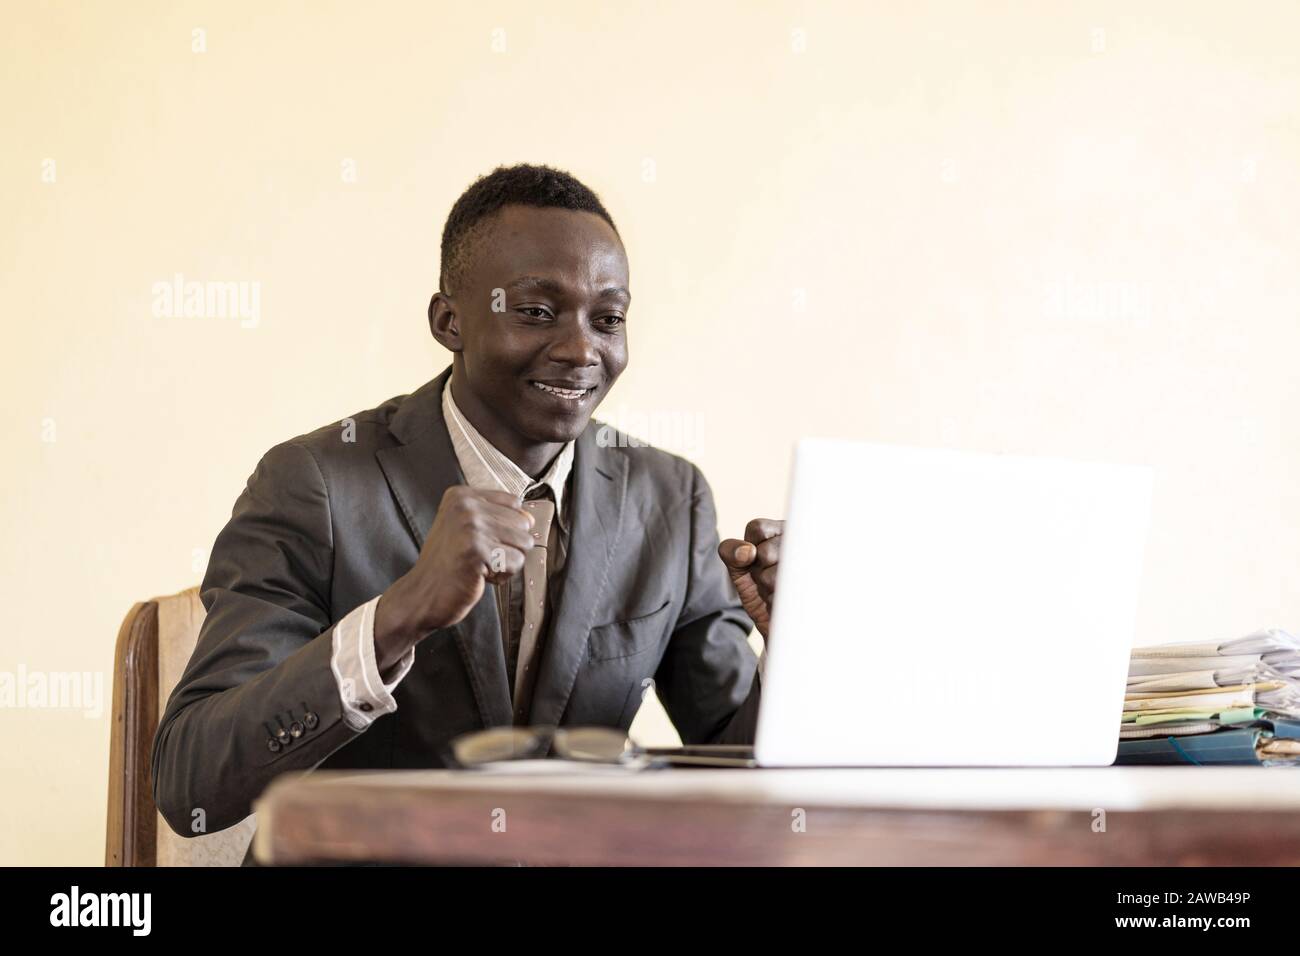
[152,367,761,848]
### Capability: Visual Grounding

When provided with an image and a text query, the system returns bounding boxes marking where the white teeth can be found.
[532,382,590,400]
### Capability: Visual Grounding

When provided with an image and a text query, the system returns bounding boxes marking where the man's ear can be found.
[429,292,463,353]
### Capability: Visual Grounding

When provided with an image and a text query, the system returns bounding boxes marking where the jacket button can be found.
[267,738,282,753]
[303,711,319,730]
[289,721,304,738]
[275,728,291,745]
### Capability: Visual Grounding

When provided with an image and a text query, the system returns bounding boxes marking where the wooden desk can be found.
[253,766,1300,866]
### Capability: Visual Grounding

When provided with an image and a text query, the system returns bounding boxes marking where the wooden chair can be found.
[106,587,256,866]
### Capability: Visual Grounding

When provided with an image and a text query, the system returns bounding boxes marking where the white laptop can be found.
[752,439,1154,767]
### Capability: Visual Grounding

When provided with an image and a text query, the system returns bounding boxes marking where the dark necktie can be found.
[503,484,555,723]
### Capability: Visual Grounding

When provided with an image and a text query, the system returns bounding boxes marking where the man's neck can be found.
[447,371,564,479]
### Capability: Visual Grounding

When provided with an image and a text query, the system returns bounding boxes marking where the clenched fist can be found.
[718,518,783,640]
[374,486,534,670]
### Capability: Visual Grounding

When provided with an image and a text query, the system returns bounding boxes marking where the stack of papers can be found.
[1115,629,1300,766]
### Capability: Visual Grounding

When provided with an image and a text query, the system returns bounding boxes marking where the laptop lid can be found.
[754,439,1153,767]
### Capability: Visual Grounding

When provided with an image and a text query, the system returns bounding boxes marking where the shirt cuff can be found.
[330,596,415,732]
[756,646,766,684]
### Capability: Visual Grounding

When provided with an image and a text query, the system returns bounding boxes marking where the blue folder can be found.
[1114,718,1300,765]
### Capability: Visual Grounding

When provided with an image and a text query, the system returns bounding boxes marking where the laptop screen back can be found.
[754,440,1153,767]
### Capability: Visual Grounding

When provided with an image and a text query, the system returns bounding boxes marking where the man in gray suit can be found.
[152,164,783,852]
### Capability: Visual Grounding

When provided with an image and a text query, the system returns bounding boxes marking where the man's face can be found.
[445,205,630,446]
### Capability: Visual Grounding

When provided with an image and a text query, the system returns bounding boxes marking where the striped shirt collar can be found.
[441,378,575,523]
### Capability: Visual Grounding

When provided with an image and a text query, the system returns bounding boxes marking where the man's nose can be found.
[548,316,600,366]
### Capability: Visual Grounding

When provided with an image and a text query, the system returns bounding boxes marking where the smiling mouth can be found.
[530,381,596,401]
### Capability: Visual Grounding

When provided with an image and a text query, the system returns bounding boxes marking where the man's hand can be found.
[718,518,783,639]
[373,486,534,670]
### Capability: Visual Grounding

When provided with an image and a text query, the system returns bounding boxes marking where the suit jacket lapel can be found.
[374,368,513,729]
[529,425,628,727]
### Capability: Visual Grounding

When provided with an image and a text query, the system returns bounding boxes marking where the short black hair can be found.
[438,163,619,295]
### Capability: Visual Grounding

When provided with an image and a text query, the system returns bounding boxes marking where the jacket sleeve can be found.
[151,439,365,838]
[653,463,762,745]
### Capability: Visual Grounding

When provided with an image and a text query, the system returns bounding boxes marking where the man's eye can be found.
[597,315,625,329]
[517,307,552,319]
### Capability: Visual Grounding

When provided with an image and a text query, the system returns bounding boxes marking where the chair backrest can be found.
[106,587,256,866]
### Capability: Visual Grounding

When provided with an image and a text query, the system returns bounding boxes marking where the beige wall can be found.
[3,1,1298,864]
